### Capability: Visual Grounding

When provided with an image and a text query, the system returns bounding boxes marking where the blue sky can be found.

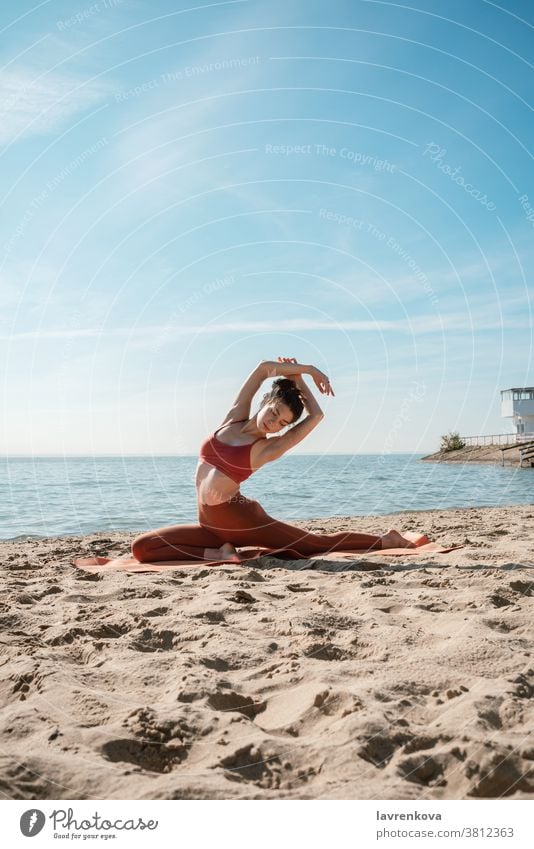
[1,0,532,455]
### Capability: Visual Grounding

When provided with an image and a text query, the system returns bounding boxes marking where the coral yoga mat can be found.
[71,533,462,574]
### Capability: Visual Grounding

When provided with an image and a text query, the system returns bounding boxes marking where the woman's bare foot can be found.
[380,528,417,550]
[203,542,242,562]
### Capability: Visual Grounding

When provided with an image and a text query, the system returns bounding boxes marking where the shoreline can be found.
[421,444,526,467]
[2,502,534,544]
[1,504,533,800]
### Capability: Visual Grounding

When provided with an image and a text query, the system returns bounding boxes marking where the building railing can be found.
[461,433,534,446]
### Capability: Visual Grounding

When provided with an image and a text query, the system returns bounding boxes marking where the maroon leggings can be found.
[131,493,381,562]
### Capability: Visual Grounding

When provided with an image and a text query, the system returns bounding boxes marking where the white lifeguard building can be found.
[501,387,534,440]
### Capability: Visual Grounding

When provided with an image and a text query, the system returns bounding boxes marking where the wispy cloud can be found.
[1,311,531,344]
[0,67,113,144]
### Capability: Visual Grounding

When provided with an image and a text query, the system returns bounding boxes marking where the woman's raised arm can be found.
[263,359,314,379]
[220,361,270,424]
[219,358,333,426]
[271,357,335,397]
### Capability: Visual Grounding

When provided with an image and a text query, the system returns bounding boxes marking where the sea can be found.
[0,453,532,541]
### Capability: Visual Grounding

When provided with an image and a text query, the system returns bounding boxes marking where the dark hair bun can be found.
[273,377,297,392]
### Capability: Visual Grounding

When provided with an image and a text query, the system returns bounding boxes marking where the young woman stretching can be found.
[131,357,418,563]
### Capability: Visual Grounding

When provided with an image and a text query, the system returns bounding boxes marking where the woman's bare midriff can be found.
[195,461,240,506]
[195,438,267,506]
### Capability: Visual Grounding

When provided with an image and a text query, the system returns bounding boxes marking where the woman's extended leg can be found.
[238,510,382,557]
[131,522,233,563]
[198,496,408,559]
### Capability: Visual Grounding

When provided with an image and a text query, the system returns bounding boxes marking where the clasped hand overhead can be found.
[277,357,335,396]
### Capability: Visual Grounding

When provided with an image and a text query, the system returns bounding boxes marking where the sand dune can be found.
[1,505,533,800]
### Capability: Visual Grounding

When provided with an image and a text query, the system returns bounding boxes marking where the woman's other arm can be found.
[292,372,324,417]
[263,359,334,397]
[259,380,324,462]
[258,359,333,462]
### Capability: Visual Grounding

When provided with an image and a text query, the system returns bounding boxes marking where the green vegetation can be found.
[440,431,466,452]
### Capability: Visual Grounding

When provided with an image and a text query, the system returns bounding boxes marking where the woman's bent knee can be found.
[131,534,152,563]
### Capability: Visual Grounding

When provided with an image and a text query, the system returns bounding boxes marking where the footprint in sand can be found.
[508,669,534,699]
[217,744,321,791]
[45,626,87,646]
[119,588,165,600]
[360,577,394,588]
[130,627,177,652]
[402,734,444,754]
[69,693,112,727]
[87,621,131,639]
[488,592,513,608]
[302,642,350,661]
[191,609,226,623]
[397,752,453,787]
[101,737,188,774]
[414,601,448,613]
[430,685,469,705]
[242,569,266,582]
[466,745,533,797]
[509,580,533,597]
[482,617,519,634]
[201,657,231,672]
[11,667,43,701]
[357,728,409,769]
[207,690,266,720]
[140,606,170,618]
[101,707,193,773]
[218,744,284,788]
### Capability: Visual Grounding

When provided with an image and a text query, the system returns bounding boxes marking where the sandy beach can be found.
[1,505,533,801]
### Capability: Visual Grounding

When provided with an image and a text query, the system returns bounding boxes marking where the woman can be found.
[131,357,418,563]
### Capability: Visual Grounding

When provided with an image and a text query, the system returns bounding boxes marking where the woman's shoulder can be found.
[216,417,247,431]
[250,434,279,470]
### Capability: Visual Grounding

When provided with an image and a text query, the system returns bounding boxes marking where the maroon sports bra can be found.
[198,419,264,484]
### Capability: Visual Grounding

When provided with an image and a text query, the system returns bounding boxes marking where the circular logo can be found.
[20,809,46,837]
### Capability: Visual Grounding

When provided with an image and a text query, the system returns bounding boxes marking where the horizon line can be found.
[2,451,430,458]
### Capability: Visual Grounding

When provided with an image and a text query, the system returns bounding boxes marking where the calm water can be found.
[0,454,532,541]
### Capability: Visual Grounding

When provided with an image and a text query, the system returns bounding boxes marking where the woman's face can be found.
[257,401,293,433]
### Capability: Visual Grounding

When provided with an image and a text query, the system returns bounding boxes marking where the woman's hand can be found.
[278,357,334,396]
[311,367,334,396]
